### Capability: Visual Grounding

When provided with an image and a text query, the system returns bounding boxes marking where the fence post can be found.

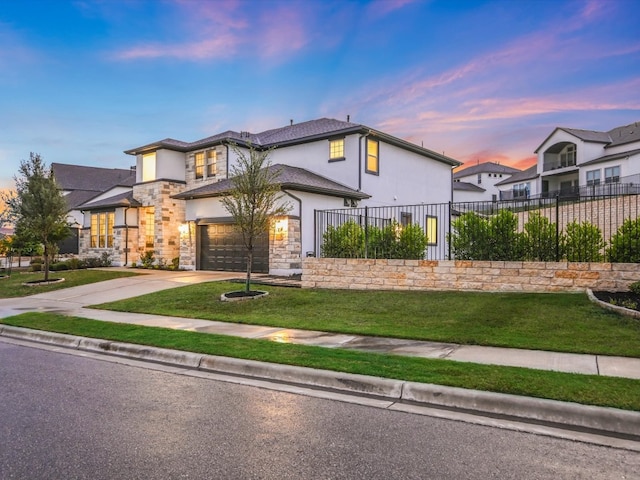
[448,201,452,260]
[364,206,369,259]
[555,195,560,262]
[313,209,318,258]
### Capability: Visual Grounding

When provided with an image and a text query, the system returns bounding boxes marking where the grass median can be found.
[0,269,139,298]
[92,281,640,357]
[2,312,640,411]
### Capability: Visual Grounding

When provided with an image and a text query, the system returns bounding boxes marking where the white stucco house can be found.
[495,166,539,200]
[76,118,461,273]
[534,121,640,198]
[453,162,521,202]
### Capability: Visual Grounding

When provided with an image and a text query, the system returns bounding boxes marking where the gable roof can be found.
[535,121,640,153]
[453,161,520,179]
[173,164,371,201]
[579,147,640,167]
[453,181,485,192]
[52,163,135,191]
[79,191,141,210]
[495,166,538,186]
[125,117,461,167]
[51,163,136,211]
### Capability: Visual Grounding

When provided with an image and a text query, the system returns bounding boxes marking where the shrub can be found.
[140,250,156,268]
[84,256,102,268]
[396,223,427,259]
[321,220,364,258]
[564,221,605,262]
[449,212,490,260]
[100,252,112,267]
[367,224,397,259]
[30,257,43,265]
[31,263,42,272]
[170,257,180,270]
[629,281,640,296]
[487,210,524,261]
[522,212,561,261]
[50,262,69,271]
[66,257,85,270]
[607,217,640,263]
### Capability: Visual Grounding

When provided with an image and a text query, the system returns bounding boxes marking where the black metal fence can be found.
[315,192,640,262]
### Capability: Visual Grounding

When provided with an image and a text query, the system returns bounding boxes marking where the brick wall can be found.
[302,258,640,292]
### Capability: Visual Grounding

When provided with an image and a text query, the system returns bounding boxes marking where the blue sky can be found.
[1,0,639,191]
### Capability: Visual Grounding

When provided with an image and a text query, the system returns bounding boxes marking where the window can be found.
[90,212,114,248]
[366,138,379,174]
[329,139,345,161]
[477,173,482,184]
[512,182,530,199]
[142,153,156,182]
[195,152,205,179]
[194,148,219,180]
[426,216,438,246]
[586,169,601,186]
[559,144,576,168]
[400,212,412,227]
[145,208,155,248]
[207,149,217,177]
[605,166,620,183]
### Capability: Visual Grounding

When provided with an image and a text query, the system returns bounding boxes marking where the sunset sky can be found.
[1,0,638,191]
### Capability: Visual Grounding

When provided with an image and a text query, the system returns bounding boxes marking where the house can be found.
[453,162,521,202]
[51,163,136,254]
[77,117,460,273]
[495,166,539,200]
[534,121,640,198]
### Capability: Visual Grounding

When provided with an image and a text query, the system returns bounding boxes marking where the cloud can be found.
[111,0,315,62]
[366,0,421,18]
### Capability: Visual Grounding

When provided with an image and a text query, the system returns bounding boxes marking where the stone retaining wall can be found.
[302,258,640,292]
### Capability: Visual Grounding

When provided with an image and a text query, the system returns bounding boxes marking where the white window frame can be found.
[604,166,620,184]
[586,169,601,186]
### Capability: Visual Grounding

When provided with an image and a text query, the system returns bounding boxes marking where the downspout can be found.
[124,206,130,266]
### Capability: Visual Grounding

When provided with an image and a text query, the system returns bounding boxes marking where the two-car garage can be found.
[198,222,269,273]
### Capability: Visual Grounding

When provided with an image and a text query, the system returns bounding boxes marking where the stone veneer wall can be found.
[302,258,640,292]
[185,145,228,187]
[133,180,186,263]
[178,221,197,270]
[270,217,302,274]
[78,226,139,267]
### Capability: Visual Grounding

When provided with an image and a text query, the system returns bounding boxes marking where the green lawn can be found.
[2,312,639,411]
[0,269,139,298]
[92,281,640,357]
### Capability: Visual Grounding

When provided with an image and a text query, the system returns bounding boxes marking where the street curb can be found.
[2,325,639,442]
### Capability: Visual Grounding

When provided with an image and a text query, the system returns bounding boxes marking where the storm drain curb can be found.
[2,325,639,442]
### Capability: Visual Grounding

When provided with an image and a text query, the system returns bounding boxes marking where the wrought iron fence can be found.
[314,192,640,262]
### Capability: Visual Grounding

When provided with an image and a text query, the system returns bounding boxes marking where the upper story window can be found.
[142,152,156,182]
[477,173,482,184]
[195,148,218,180]
[605,166,620,183]
[329,139,345,161]
[586,169,601,186]
[366,138,379,175]
[207,149,217,176]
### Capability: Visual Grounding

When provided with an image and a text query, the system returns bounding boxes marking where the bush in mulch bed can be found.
[593,281,640,312]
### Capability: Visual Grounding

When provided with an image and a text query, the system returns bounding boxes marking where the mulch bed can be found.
[593,291,640,312]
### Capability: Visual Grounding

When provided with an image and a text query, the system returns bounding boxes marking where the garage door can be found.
[199,223,269,273]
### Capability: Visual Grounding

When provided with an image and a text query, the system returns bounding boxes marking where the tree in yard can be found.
[221,143,291,293]
[0,153,70,280]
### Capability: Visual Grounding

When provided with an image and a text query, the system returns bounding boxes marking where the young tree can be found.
[1,153,70,280]
[221,143,291,293]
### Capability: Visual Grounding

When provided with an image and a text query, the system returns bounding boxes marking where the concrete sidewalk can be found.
[1,268,639,379]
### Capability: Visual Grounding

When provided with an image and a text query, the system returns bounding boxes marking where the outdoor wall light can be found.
[275,218,287,234]
[178,223,189,235]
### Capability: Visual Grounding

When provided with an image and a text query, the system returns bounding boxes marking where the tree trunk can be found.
[43,243,50,282]
[245,249,253,293]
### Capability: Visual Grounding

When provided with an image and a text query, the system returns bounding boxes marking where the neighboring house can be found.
[453,162,521,202]
[495,166,539,200]
[77,117,461,273]
[51,163,136,254]
[534,121,640,198]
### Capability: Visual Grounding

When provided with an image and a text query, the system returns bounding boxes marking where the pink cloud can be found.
[367,0,420,18]
[112,0,313,62]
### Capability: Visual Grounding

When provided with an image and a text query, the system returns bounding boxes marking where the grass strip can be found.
[92,281,640,357]
[0,269,139,298]
[3,312,640,412]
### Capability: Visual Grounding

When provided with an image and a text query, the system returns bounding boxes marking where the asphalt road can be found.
[1,341,639,480]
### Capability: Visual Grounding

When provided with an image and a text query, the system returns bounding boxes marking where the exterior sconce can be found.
[178,223,189,235]
[275,218,287,234]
